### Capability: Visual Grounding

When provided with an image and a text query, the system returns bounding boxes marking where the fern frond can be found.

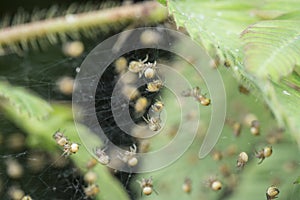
[0,81,52,119]
[282,71,300,92]
[242,20,300,81]
[163,0,300,145]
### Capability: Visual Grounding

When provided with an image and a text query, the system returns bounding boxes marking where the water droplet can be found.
[283,90,291,96]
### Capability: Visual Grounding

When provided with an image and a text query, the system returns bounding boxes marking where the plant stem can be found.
[0,1,167,46]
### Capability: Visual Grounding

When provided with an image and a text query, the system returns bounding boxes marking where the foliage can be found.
[135,55,300,199]
[0,2,168,199]
[0,81,130,200]
[164,0,300,146]
[132,1,300,200]
[1,0,300,199]
[0,81,52,119]
[242,20,300,80]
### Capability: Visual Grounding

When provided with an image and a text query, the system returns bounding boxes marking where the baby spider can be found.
[146,79,163,92]
[211,150,223,161]
[119,144,138,167]
[237,152,248,169]
[114,56,128,74]
[128,55,158,79]
[238,85,250,95]
[195,93,211,106]
[94,147,110,165]
[232,121,242,137]
[182,178,192,193]
[134,97,149,114]
[137,177,158,196]
[63,142,80,156]
[128,55,149,73]
[53,130,68,146]
[209,179,222,191]
[151,99,164,113]
[21,195,32,200]
[250,120,260,136]
[266,186,279,200]
[181,86,200,97]
[182,86,211,106]
[84,184,100,198]
[205,177,222,191]
[225,118,242,137]
[255,146,272,164]
[141,61,158,79]
[86,158,98,169]
[143,114,161,131]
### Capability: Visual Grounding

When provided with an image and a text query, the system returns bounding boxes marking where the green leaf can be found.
[242,20,300,81]
[0,81,52,119]
[276,11,300,20]
[167,0,258,63]
[166,0,300,146]
[135,58,300,200]
[1,101,130,200]
[272,72,300,143]
[143,0,300,200]
[157,0,167,6]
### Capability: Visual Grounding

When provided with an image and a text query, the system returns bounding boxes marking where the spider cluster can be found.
[106,54,280,200]
[53,130,79,156]
[7,185,33,200]
[226,114,261,138]
[129,55,163,94]
[128,55,165,132]
[117,54,167,195]
[83,162,100,198]
[142,98,165,131]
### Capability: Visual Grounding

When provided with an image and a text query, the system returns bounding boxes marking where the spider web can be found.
[0,31,171,199]
[0,44,96,199]
[0,1,176,199]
